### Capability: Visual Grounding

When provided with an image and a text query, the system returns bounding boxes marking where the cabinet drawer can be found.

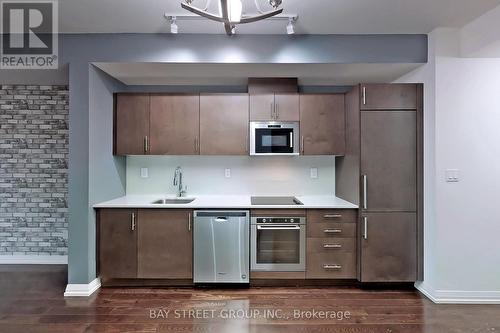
[307,222,356,238]
[306,253,356,279]
[307,210,357,224]
[307,238,355,254]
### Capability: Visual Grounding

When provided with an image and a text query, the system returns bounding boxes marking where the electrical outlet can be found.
[310,167,318,179]
[225,168,231,178]
[140,168,149,178]
[445,169,460,182]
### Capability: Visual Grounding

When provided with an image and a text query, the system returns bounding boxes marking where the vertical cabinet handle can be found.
[362,174,367,210]
[144,136,149,153]
[363,216,368,240]
[362,86,367,105]
[188,213,191,231]
[270,102,274,119]
[276,103,279,119]
[301,136,305,154]
[131,212,136,231]
[194,137,199,153]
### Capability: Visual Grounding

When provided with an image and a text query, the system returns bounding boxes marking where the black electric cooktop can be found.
[250,196,303,205]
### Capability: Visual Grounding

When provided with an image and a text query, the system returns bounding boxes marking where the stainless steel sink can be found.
[152,198,195,204]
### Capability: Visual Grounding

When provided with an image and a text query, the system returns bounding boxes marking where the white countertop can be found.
[93,194,358,209]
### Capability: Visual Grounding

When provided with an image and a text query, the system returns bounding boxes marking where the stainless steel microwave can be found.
[250,122,300,156]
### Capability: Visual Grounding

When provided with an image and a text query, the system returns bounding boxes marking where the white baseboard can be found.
[0,255,68,265]
[64,277,101,297]
[416,282,500,304]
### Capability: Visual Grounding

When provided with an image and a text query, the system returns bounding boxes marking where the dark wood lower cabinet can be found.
[98,209,193,282]
[305,209,357,280]
[137,209,193,279]
[98,209,138,280]
[359,212,417,282]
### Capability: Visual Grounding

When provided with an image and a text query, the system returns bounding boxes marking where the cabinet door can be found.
[98,209,137,280]
[275,93,299,121]
[360,84,417,110]
[200,94,249,155]
[360,111,416,211]
[137,209,192,279]
[250,94,274,121]
[300,94,345,155]
[360,212,417,282]
[115,94,150,155]
[149,95,200,155]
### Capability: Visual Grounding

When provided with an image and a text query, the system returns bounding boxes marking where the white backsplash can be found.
[126,156,336,196]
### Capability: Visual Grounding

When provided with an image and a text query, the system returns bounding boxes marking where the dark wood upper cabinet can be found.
[98,209,138,280]
[360,84,417,110]
[300,94,346,155]
[249,94,274,121]
[137,209,193,279]
[200,94,249,155]
[250,93,299,121]
[359,212,417,282]
[275,93,300,121]
[149,94,200,155]
[360,110,417,212]
[115,94,150,155]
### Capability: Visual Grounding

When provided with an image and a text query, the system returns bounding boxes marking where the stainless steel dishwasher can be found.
[193,211,249,284]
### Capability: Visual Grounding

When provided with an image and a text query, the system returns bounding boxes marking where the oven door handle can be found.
[256,225,301,230]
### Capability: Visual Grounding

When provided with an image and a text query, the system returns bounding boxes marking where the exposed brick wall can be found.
[0,85,69,256]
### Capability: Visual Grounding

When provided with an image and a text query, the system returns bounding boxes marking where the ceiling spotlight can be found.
[170,16,178,34]
[269,0,282,9]
[286,17,294,34]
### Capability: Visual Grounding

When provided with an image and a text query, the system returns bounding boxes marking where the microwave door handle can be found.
[290,132,293,148]
[257,225,301,230]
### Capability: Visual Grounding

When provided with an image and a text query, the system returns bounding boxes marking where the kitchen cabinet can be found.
[137,209,193,279]
[356,83,422,283]
[250,93,299,121]
[359,212,417,282]
[114,94,150,155]
[149,94,200,155]
[360,110,417,211]
[360,84,417,110]
[200,94,249,155]
[98,209,138,280]
[300,94,345,155]
[306,209,357,279]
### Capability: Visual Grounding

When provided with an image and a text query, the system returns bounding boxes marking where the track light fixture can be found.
[179,0,289,35]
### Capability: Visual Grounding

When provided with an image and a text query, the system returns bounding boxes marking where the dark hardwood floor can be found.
[1,265,499,333]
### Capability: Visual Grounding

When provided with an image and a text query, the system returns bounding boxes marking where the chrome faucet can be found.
[173,166,187,197]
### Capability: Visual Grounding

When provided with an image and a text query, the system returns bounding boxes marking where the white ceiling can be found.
[60,0,500,34]
[95,62,422,86]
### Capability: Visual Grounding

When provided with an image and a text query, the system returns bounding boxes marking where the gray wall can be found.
[0,66,69,85]
[0,85,68,255]
[58,33,426,284]
[67,66,127,283]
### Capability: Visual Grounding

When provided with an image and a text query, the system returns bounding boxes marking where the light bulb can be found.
[170,17,178,34]
[220,0,242,23]
[286,18,294,34]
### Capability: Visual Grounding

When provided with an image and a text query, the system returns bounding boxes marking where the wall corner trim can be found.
[415,282,500,304]
[64,277,101,297]
[0,255,68,265]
